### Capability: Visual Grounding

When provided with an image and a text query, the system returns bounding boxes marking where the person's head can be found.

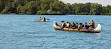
[72,22,74,24]
[89,22,91,24]
[67,22,69,23]
[91,20,93,22]
[61,21,65,23]
[76,22,78,24]
[84,22,87,24]
[80,23,82,25]
[40,17,41,18]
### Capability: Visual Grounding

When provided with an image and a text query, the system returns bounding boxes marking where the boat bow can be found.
[53,21,59,27]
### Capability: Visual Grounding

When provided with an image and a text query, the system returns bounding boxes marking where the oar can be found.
[47,19,50,20]
[37,19,40,21]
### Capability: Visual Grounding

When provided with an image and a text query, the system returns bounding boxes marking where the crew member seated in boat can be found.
[91,20,95,28]
[40,17,42,20]
[75,22,78,28]
[83,22,89,29]
[89,22,93,29]
[61,21,66,28]
[72,22,76,29]
[66,22,70,28]
[40,17,41,19]
[43,17,46,21]
[82,23,84,27]
[78,23,83,29]
[69,22,72,28]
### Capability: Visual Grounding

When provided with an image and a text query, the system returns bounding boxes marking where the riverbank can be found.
[0,13,111,15]
[0,0,111,16]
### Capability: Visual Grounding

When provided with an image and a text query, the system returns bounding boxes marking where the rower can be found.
[75,22,78,28]
[72,22,76,29]
[43,17,46,21]
[83,22,89,29]
[66,22,70,28]
[61,21,66,28]
[40,17,42,20]
[91,20,95,28]
[69,22,72,28]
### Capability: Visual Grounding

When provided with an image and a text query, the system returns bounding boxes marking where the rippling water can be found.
[0,14,111,49]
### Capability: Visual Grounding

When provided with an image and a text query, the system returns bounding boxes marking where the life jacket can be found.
[76,24,78,28]
[67,23,70,27]
[61,23,66,27]
[62,23,66,27]
[92,22,95,28]
[69,23,72,26]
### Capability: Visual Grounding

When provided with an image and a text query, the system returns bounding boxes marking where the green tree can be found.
[109,9,111,14]
[90,4,102,15]
[0,0,111,15]
[50,1,66,14]
[1,6,10,14]
[65,3,72,14]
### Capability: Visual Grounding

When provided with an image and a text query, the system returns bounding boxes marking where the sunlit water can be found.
[0,14,111,49]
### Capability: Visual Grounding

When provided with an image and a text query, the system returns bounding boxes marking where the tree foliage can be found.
[0,0,111,15]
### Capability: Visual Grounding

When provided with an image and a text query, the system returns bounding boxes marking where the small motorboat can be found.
[53,21,101,33]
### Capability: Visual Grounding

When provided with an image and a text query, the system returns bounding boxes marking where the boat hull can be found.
[54,27,100,33]
[38,19,48,22]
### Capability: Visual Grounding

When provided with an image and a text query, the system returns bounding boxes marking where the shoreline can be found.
[0,14,111,16]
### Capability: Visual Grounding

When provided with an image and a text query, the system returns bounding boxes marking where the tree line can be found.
[0,0,111,15]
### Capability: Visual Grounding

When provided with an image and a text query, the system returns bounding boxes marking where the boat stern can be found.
[94,24,101,32]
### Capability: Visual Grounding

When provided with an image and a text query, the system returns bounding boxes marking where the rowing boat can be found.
[53,21,101,33]
[38,19,49,22]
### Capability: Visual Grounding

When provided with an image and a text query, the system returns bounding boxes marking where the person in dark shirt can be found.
[83,22,89,29]
[43,17,46,21]
[72,22,76,29]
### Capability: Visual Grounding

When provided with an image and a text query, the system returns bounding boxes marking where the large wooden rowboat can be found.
[53,21,101,33]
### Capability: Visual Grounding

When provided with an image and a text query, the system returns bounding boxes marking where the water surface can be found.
[0,15,111,49]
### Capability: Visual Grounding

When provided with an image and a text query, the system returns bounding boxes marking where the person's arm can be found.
[61,23,63,27]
